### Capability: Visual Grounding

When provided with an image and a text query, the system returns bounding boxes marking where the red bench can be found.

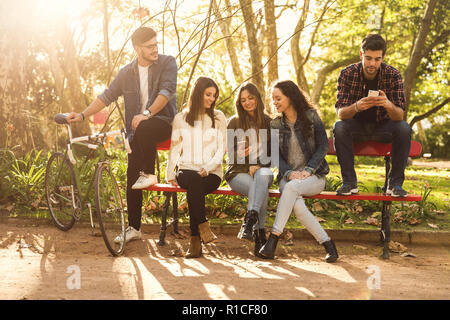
[148,138,422,259]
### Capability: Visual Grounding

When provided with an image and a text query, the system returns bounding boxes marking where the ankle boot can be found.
[322,239,339,263]
[254,228,267,258]
[237,210,259,241]
[198,221,217,244]
[185,236,202,258]
[258,233,279,259]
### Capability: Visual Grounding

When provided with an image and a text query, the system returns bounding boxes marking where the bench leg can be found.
[383,155,390,193]
[172,193,179,234]
[158,191,172,246]
[380,200,391,259]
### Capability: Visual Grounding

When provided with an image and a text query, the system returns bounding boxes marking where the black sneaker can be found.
[386,186,407,197]
[336,183,359,196]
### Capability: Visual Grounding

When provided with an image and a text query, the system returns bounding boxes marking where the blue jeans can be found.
[227,167,273,229]
[333,119,412,187]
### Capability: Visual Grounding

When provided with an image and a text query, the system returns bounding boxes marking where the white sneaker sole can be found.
[337,188,359,196]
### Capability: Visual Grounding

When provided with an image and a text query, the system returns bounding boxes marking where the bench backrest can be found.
[327,138,422,157]
[158,138,422,157]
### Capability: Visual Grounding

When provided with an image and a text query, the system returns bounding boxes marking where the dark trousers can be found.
[333,119,412,187]
[176,170,221,236]
[127,117,172,230]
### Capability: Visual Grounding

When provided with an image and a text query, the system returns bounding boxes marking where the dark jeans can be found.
[333,119,412,187]
[127,117,172,230]
[176,170,221,236]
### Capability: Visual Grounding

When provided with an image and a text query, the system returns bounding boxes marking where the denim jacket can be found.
[98,55,178,141]
[271,109,329,183]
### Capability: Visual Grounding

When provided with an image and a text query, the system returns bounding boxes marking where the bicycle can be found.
[45,113,132,256]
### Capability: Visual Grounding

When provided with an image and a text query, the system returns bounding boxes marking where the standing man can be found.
[333,34,411,197]
[67,27,178,242]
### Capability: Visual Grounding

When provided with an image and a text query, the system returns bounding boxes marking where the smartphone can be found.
[368,90,379,97]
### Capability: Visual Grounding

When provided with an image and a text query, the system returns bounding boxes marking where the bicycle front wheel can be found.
[95,162,126,256]
[45,152,77,231]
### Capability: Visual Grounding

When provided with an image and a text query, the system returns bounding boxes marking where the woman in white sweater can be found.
[166,77,227,258]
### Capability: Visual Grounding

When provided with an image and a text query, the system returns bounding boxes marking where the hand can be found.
[356,97,379,111]
[198,168,208,177]
[373,90,392,110]
[237,146,250,158]
[66,112,83,124]
[168,179,178,187]
[248,165,260,177]
[132,114,148,130]
[289,170,311,180]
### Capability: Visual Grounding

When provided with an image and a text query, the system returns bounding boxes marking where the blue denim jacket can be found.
[98,55,178,141]
[271,109,329,183]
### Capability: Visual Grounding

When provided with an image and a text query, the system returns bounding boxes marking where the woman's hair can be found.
[273,80,314,138]
[235,82,269,131]
[185,77,219,127]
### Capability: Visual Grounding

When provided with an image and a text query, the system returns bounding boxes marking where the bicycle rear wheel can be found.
[95,162,126,256]
[45,152,78,231]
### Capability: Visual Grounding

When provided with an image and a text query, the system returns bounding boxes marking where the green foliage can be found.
[1,149,47,208]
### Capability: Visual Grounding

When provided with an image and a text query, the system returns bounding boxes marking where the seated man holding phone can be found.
[333,34,412,197]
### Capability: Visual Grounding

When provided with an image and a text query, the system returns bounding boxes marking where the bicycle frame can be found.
[58,123,131,225]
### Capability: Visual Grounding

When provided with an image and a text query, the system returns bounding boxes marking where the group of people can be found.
[67,27,411,263]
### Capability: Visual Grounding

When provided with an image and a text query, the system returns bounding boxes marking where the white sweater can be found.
[166,109,227,182]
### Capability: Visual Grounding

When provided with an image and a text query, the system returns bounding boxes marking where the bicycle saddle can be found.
[54,113,69,125]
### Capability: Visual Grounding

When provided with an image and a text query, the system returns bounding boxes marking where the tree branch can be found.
[409,97,449,127]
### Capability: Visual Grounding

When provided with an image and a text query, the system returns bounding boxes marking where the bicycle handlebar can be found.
[53,113,132,157]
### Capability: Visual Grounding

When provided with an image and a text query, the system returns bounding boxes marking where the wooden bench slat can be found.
[146,184,422,202]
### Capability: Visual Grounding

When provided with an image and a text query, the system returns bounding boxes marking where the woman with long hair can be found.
[259,80,339,262]
[225,82,273,258]
[166,77,227,258]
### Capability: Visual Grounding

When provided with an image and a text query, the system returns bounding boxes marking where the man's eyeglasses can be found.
[141,43,158,50]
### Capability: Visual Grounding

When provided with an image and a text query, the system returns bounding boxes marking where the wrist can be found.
[80,112,85,121]
[354,101,360,113]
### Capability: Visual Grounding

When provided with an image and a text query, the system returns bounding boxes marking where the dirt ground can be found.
[1,219,449,301]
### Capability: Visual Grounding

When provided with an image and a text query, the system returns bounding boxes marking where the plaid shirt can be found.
[335,62,405,123]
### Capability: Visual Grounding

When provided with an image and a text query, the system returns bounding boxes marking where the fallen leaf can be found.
[31,199,40,209]
[345,218,355,224]
[353,245,367,250]
[170,248,184,257]
[315,216,326,223]
[335,204,345,209]
[428,223,439,229]
[313,202,323,212]
[389,241,407,253]
[355,206,363,213]
[365,217,380,226]
[5,204,14,212]
[219,213,228,219]
[408,218,422,225]
[400,252,417,258]
[371,211,381,218]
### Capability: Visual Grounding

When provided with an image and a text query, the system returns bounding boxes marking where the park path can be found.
[0,220,449,300]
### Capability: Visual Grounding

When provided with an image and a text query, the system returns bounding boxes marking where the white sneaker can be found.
[131,172,158,189]
[114,226,142,244]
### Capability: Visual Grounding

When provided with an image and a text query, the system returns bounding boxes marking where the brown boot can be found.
[198,221,217,244]
[185,236,202,258]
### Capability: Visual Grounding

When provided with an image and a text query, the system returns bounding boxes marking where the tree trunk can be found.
[290,0,310,94]
[60,24,91,137]
[264,0,279,86]
[403,0,438,117]
[212,0,243,84]
[311,56,360,107]
[239,0,265,99]
[0,1,33,151]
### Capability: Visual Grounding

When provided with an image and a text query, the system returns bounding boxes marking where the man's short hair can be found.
[131,27,157,46]
[361,34,386,56]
